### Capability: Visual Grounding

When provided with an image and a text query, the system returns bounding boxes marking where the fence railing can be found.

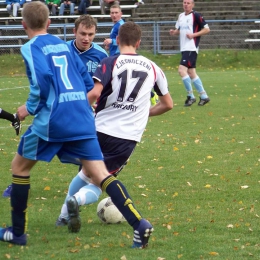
[0,19,259,55]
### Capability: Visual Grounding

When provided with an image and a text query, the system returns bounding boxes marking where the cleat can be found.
[55,216,68,227]
[12,114,22,136]
[2,184,12,198]
[132,219,154,249]
[198,97,210,106]
[184,96,196,107]
[66,196,81,233]
[0,227,27,245]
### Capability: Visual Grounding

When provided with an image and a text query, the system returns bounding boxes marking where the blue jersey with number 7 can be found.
[21,34,96,141]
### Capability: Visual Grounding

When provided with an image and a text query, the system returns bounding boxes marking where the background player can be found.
[169,0,210,106]
[67,14,108,77]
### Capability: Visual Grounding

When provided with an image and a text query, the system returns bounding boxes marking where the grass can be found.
[0,50,260,259]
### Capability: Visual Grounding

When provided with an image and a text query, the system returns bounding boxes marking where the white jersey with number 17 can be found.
[93,54,169,142]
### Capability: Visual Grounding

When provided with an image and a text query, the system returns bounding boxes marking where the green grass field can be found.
[0,50,260,259]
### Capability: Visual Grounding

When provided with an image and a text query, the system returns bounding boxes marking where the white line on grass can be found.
[0,86,28,91]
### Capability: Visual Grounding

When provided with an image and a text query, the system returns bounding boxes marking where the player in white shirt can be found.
[169,0,210,106]
[56,21,173,248]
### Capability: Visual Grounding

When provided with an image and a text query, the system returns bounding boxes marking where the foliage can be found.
[0,52,260,259]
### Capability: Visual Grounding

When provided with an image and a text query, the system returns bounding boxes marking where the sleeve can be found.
[93,56,116,86]
[111,24,120,46]
[21,45,53,116]
[194,11,209,29]
[175,14,181,30]
[153,63,169,96]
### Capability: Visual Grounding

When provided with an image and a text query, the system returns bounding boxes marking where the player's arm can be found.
[187,26,210,39]
[149,93,173,117]
[21,46,50,116]
[169,28,179,36]
[149,64,173,116]
[87,80,103,105]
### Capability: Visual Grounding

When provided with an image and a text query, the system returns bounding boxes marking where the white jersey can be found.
[175,11,209,53]
[93,54,169,142]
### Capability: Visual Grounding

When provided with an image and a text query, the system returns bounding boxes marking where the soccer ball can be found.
[97,197,126,224]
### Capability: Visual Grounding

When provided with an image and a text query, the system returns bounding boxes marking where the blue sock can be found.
[65,170,90,203]
[101,175,142,229]
[182,75,195,98]
[76,184,102,205]
[192,76,208,99]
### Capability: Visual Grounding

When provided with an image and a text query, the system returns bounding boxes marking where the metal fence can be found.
[0,19,259,55]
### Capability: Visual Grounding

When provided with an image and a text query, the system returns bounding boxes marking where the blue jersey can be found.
[21,34,96,142]
[67,40,108,76]
[109,19,124,56]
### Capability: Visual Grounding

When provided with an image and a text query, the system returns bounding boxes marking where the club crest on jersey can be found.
[111,102,138,112]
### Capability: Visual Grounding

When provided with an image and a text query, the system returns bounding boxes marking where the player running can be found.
[56,21,173,248]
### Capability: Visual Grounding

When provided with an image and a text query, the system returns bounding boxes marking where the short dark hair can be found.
[118,22,141,47]
[74,14,97,31]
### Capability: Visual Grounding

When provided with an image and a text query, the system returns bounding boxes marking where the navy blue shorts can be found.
[18,126,103,165]
[97,132,137,176]
[180,51,198,68]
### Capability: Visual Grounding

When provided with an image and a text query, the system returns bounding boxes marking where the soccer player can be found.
[169,0,210,106]
[0,108,21,135]
[2,14,108,198]
[56,21,173,248]
[0,1,154,249]
[103,4,124,56]
[67,14,108,77]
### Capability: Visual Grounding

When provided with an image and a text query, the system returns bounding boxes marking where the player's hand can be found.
[186,33,194,39]
[169,29,175,36]
[17,105,29,121]
[103,38,112,46]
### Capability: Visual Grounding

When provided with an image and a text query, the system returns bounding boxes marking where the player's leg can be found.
[0,154,36,245]
[62,138,153,248]
[188,52,210,106]
[56,133,134,226]
[66,133,135,211]
[55,169,96,226]
[0,130,61,245]
[82,160,153,248]
[179,52,196,106]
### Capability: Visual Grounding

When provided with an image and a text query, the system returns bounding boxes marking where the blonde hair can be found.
[22,2,49,30]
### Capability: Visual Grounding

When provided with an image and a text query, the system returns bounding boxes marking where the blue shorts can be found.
[18,127,103,165]
[180,51,198,68]
[97,132,137,176]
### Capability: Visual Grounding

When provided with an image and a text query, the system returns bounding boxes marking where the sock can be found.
[192,76,208,99]
[67,169,91,197]
[74,183,102,205]
[182,75,195,98]
[101,175,142,229]
[59,169,91,219]
[0,108,15,122]
[11,175,30,237]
